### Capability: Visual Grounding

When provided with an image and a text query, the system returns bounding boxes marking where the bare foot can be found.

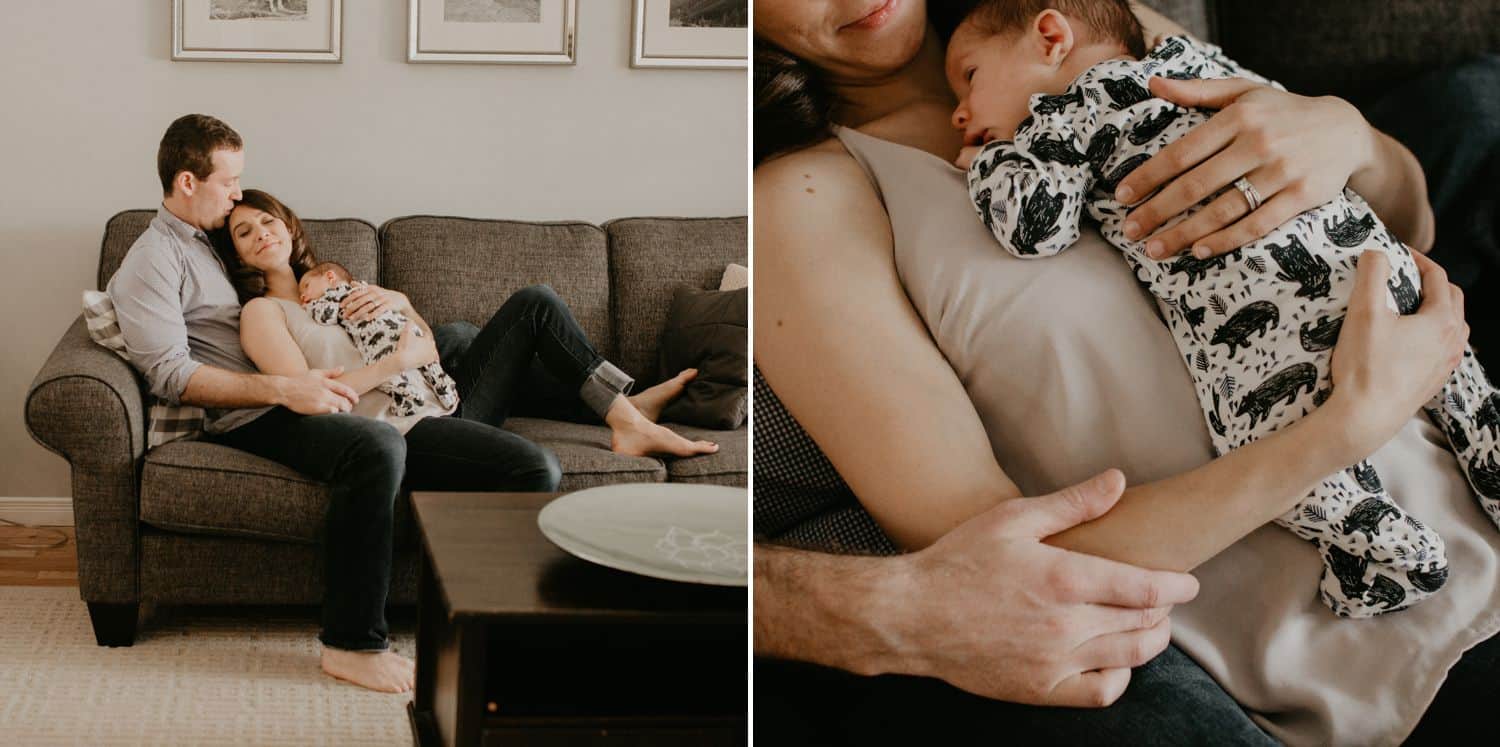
[320,647,416,693]
[628,368,698,423]
[611,418,719,458]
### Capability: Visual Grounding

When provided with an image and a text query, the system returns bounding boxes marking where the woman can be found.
[753,1,1495,744]
[212,189,716,693]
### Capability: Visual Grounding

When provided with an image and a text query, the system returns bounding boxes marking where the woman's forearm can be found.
[334,356,401,396]
[1349,124,1436,253]
[1043,399,1368,572]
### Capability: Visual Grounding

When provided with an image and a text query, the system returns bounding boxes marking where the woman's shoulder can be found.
[241,295,290,323]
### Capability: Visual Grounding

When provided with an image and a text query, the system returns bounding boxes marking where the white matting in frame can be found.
[632,0,747,69]
[408,0,577,65]
[173,0,342,62]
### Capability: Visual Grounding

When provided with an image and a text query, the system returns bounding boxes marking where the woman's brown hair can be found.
[211,189,319,304]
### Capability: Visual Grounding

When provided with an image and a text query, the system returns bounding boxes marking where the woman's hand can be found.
[393,323,439,371]
[1116,77,1377,260]
[341,282,411,322]
[1324,251,1467,460]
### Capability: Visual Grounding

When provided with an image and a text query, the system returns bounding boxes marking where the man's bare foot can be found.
[320,647,416,693]
[628,368,698,423]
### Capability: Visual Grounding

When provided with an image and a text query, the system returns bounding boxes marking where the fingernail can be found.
[1123,220,1140,239]
[1117,186,1135,203]
[1192,245,1210,259]
[1146,239,1164,258]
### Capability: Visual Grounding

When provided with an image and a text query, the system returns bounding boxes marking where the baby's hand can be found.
[956,145,985,171]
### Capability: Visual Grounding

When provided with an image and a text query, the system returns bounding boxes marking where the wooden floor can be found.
[0,525,78,586]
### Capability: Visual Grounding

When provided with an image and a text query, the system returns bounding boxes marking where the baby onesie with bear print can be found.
[304,283,460,418]
[966,35,1500,618]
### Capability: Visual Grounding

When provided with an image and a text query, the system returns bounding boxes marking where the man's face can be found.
[187,148,244,231]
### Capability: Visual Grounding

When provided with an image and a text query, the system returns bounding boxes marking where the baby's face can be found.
[298,271,339,304]
[946,21,1061,146]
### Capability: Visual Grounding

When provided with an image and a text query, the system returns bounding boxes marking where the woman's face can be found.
[228,204,293,274]
[755,0,929,81]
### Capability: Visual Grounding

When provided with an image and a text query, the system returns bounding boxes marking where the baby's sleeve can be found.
[305,297,341,326]
[968,95,1111,257]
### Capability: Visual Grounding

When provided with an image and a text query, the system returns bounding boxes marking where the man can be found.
[108,114,421,693]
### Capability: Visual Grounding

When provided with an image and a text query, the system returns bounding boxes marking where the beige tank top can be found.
[269,297,452,434]
[833,124,1500,747]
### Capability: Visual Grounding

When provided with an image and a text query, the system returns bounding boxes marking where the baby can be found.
[948,0,1500,617]
[298,261,460,417]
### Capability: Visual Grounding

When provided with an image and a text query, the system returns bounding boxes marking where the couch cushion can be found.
[139,441,419,548]
[607,217,748,386]
[1215,0,1500,106]
[662,424,748,487]
[1142,0,1213,41]
[501,417,666,490]
[99,210,378,290]
[378,216,613,357]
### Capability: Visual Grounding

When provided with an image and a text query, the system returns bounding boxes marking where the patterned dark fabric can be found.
[752,366,898,555]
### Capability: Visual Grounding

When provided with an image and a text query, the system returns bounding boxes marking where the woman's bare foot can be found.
[320,647,416,693]
[628,368,698,423]
[606,395,718,457]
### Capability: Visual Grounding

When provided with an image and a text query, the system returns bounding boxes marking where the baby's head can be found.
[946,0,1146,145]
[298,261,353,304]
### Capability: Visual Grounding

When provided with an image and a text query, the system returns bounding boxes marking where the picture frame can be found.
[631,0,748,69]
[172,0,343,63]
[407,0,578,65]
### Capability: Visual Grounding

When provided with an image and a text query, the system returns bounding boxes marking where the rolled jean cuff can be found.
[578,360,634,418]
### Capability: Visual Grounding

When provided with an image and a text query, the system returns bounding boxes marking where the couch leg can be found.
[86,602,138,647]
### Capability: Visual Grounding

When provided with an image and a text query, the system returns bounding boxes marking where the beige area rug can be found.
[0,586,418,746]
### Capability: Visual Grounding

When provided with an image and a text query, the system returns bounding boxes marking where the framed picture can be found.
[172,0,342,62]
[631,0,747,69]
[408,0,578,65]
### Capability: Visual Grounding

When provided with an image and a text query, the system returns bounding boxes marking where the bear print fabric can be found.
[304,282,461,417]
[966,35,1500,618]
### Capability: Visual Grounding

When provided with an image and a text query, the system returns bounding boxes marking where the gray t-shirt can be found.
[105,205,271,433]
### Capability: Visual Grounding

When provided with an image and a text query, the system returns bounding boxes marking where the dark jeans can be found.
[756,646,1277,746]
[208,284,615,650]
[1364,55,1500,372]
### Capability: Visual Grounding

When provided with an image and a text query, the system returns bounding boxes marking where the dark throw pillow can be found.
[657,285,748,429]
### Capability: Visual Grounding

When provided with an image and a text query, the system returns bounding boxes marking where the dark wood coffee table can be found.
[406,491,747,747]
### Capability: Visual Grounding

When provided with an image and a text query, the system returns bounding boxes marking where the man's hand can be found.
[881,470,1199,706]
[277,368,360,415]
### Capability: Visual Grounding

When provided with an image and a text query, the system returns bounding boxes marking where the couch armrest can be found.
[24,315,144,603]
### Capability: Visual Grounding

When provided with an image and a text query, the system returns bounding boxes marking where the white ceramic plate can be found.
[537,483,748,586]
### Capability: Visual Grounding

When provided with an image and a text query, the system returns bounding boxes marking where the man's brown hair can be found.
[157,114,242,196]
[961,0,1146,59]
[211,189,319,303]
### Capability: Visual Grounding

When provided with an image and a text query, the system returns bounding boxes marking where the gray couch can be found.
[25,211,747,646]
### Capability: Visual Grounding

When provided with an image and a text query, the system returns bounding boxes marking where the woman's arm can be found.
[239,297,407,397]
[758,143,1464,566]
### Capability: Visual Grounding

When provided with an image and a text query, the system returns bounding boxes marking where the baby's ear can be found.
[1033,9,1075,62]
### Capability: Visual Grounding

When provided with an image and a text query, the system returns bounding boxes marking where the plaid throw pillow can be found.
[81,290,205,449]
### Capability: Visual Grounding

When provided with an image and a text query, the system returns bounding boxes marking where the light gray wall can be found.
[0,1,747,499]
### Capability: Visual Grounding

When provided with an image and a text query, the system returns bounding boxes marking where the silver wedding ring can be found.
[1234,176,1263,212]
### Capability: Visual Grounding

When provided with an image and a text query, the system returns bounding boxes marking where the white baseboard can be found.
[0,497,74,527]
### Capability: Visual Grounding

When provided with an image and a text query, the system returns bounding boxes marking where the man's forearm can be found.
[1045,401,1366,572]
[180,365,285,409]
[753,544,911,677]
[1350,127,1436,253]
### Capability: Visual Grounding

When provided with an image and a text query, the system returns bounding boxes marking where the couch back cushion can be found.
[98,210,378,290]
[379,216,613,355]
[607,217,748,386]
[1143,0,1213,41]
[1214,0,1500,106]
